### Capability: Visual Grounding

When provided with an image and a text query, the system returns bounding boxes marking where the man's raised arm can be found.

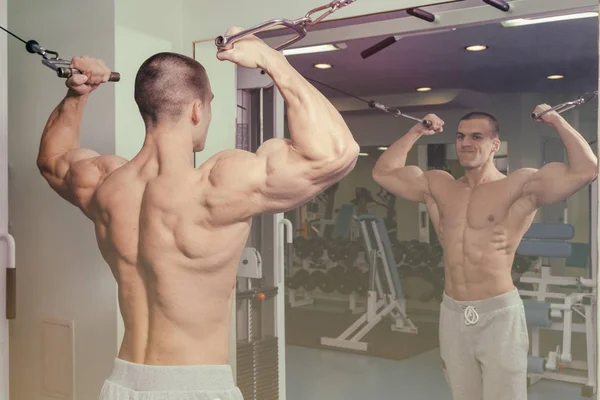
[207,29,360,220]
[521,104,598,207]
[36,56,126,216]
[372,114,444,203]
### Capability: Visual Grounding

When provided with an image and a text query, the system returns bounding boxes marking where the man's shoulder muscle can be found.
[507,167,538,182]
[191,149,266,224]
[66,155,128,217]
[425,170,457,195]
[72,154,128,179]
[196,149,261,183]
[509,167,538,175]
[504,168,540,196]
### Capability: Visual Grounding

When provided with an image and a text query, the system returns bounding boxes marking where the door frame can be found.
[1,1,10,400]
[236,69,288,400]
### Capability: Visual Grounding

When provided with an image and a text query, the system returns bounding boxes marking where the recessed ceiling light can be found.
[314,63,333,69]
[416,87,432,92]
[359,152,369,156]
[502,12,598,27]
[465,45,488,52]
[547,75,564,80]
[378,147,388,151]
[282,43,346,56]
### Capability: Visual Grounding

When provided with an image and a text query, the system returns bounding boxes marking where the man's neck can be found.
[139,125,195,169]
[462,160,502,188]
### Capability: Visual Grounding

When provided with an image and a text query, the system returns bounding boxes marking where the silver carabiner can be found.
[27,40,74,78]
[26,39,120,81]
[305,0,356,26]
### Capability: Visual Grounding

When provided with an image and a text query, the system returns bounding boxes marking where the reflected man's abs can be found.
[425,173,537,301]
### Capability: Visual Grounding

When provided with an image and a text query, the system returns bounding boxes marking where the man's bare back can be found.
[36,28,360,379]
[91,154,251,366]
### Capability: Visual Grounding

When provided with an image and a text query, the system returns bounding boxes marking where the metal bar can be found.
[584,305,596,387]
[216,19,306,50]
[352,301,397,341]
[370,220,398,298]
[368,101,433,128]
[532,91,598,119]
[236,287,279,301]
[215,0,357,51]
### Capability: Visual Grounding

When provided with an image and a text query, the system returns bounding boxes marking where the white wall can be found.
[7,1,117,399]
[115,0,184,161]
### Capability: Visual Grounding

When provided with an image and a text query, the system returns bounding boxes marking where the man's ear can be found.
[493,138,501,153]
[191,100,203,125]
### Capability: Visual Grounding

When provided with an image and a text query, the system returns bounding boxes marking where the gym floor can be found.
[285,345,589,400]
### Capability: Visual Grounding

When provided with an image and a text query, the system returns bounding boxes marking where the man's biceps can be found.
[536,163,566,179]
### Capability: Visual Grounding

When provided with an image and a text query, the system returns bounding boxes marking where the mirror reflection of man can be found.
[372,106,597,400]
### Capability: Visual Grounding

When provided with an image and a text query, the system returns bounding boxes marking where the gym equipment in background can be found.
[518,223,596,398]
[351,187,385,216]
[287,204,369,312]
[376,188,398,238]
[320,215,418,352]
[236,248,281,400]
[316,183,340,239]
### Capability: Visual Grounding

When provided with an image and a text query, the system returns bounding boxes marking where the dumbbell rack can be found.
[287,258,369,315]
[320,215,419,353]
[288,244,446,316]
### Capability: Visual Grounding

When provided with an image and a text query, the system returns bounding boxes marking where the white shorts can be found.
[99,358,244,400]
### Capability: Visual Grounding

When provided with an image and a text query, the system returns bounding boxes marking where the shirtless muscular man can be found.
[373,108,597,400]
[36,28,359,399]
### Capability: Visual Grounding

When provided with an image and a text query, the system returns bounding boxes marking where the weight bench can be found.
[320,214,418,352]
[518,223,596,397]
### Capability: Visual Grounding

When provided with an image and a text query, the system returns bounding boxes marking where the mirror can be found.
[263,1,599,399]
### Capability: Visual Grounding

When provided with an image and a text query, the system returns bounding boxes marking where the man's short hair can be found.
[134,52,210,127]
[460,112,500,138]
